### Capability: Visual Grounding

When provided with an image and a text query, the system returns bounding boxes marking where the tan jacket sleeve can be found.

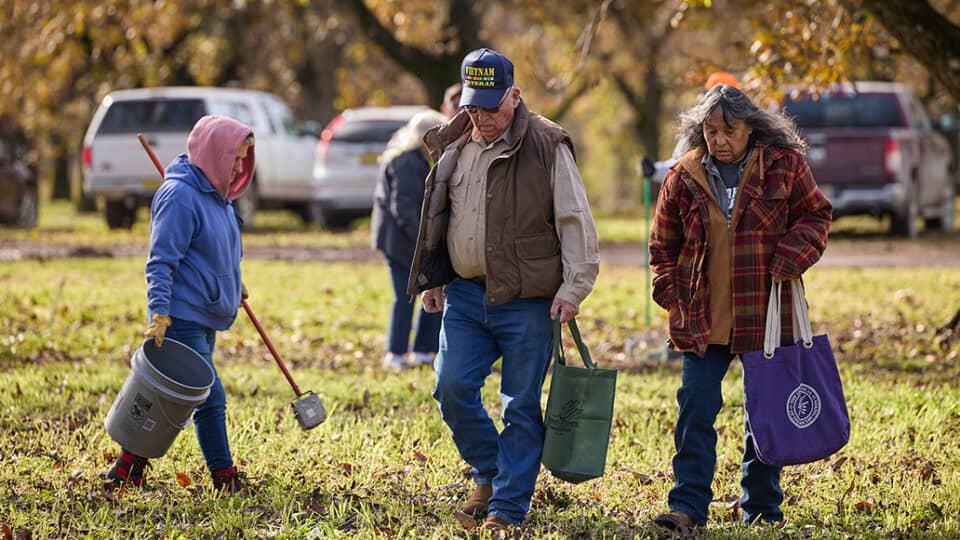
[552,144,600,307]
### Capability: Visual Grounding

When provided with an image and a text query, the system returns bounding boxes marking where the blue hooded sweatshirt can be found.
[145,115,254,331]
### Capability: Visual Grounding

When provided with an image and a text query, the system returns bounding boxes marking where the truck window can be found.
[97,99,207,134]
[783,93,906,129]
[332,120,407,143]
[264,97,298,136]
[909,97,932,132]
[222,101,257,129]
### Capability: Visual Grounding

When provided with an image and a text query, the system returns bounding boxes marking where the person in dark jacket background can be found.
[104,115,255,492]
[371,109,449,370]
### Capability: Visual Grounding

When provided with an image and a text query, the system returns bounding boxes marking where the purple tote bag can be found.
[741,280,850,466]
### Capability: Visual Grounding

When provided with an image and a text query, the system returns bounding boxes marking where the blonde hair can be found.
[380,109,448,164]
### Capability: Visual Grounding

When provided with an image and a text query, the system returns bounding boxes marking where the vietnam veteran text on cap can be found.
[458,48,514,109]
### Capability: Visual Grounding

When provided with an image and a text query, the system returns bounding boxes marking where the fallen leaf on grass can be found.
[336,514,359,533]
[854,498,875,513]
[453,511,477,530]
[175,472,192,487]
[725,498,740,521]
[340,463,353,475]
[412,451,428,463]
[830,455,847,472]
[2,523,12,540]
[629,471,653,484]
[836,477,855,515]
[920,462,941,485]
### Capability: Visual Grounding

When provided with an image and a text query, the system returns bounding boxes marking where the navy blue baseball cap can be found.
[459,48,514,109]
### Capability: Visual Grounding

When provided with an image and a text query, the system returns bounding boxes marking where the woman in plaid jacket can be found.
[649,85,832,532]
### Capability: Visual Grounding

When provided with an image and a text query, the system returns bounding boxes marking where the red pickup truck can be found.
[782,82,955,237]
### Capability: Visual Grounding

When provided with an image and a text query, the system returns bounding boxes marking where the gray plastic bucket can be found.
[104,338,215,458]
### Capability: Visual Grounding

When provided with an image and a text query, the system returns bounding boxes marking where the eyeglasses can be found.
[463,88,510,115]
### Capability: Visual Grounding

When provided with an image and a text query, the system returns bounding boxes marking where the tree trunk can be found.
[847,0,960,101]
[639,58,663,160]
[50,135,70,200]
[343,0,485,110]
[69,148,96,212]
[297,40,343,125]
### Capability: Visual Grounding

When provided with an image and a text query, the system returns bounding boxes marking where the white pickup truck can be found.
[82,87,317,228]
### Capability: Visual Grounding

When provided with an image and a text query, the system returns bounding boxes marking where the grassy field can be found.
[1,256,959,539]
[7,198,958,249]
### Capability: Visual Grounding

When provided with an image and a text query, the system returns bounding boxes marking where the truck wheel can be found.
[293,203,312,225]
[890,183,919,238]
[15,184,38,229]
[234,177,258,229]
[924,183,955,232]
[105,200,136,229]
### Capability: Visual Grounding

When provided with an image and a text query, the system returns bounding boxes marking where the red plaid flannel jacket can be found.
[649,145,832,356]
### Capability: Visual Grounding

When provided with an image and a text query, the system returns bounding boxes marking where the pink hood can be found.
[186,115,255,201]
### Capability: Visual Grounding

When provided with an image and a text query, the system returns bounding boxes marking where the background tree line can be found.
[1,0,957,212]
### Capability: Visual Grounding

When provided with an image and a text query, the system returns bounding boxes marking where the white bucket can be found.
[104,338,215,458]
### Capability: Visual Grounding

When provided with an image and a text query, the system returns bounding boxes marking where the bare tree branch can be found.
[545,78,594,122]
[342,0,437,71]
[843,0,960,101]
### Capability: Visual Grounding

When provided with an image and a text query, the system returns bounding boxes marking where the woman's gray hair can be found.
[380,109,448,164]
[673,85,807,158]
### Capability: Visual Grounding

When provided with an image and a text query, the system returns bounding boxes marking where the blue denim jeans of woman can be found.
[432,279,553,525]
[387,259,442,355]
[164,317,233,473]
[668,344,783,526]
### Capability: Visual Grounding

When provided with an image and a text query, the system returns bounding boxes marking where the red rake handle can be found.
[137,133,165,176]
[136,133,304,398]
[241,299,303,397]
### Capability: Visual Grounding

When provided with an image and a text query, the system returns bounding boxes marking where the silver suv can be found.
[311,106,424,229]
[82,87,317,228]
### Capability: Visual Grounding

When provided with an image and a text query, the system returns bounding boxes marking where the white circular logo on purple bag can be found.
[787,384,821,429]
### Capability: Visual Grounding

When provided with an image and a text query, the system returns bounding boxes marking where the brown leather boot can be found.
[480,515,511,531]
[461,483,493,516]
[653,511,698,535]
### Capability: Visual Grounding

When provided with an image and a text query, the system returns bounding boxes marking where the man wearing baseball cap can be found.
[407,47,600,532]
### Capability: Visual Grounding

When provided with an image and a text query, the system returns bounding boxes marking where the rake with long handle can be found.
[136,133,325,430]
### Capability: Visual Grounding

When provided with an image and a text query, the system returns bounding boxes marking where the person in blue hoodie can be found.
[104,115,255,492]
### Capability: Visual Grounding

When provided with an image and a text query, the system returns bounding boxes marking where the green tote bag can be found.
[541,317,618,484]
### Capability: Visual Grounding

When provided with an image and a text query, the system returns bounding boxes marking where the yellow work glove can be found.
[144,315,172,347]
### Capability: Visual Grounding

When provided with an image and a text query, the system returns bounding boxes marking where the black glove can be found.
[640,156,656,179]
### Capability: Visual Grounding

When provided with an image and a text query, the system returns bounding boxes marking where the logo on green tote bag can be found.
[546,399,583,433]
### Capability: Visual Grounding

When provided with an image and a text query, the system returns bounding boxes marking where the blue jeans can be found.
[432,279,553,525]
[387,259,442,355]
[669,345,783,525]
[164,317,233,473]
